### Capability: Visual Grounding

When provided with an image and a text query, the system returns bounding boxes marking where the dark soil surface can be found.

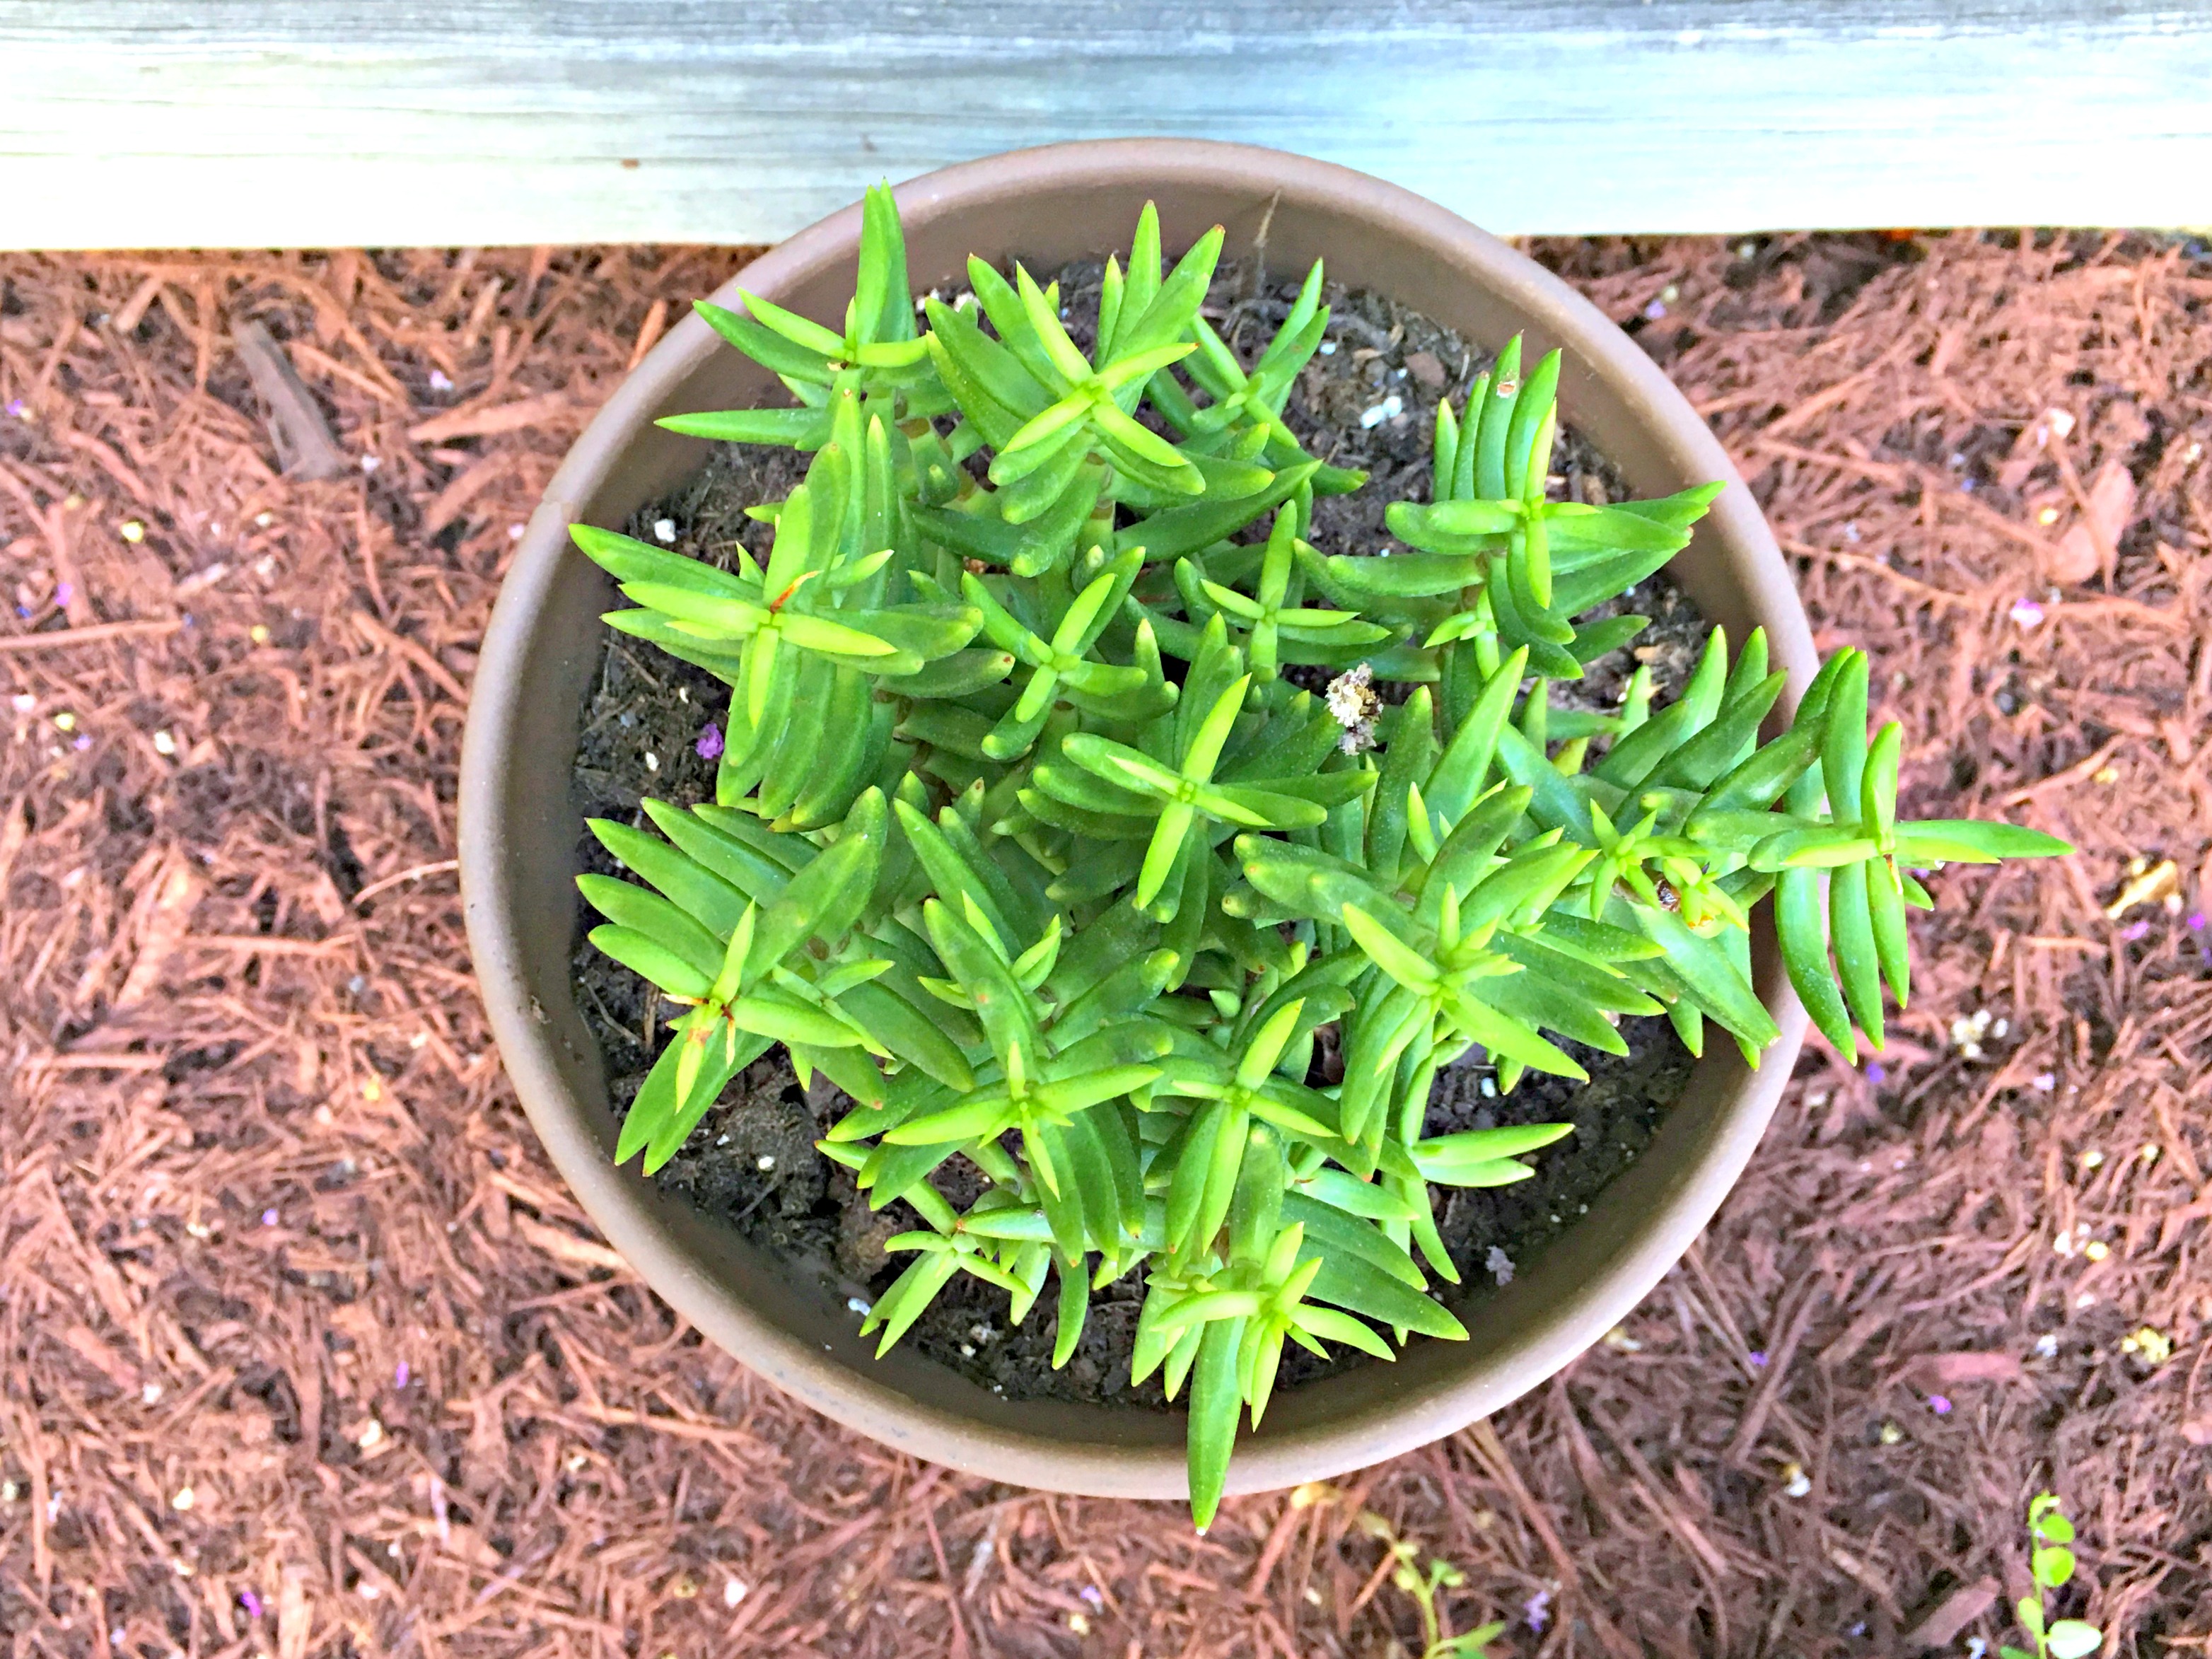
[568,258,1696,1408]
[1426,1017,1695,1288]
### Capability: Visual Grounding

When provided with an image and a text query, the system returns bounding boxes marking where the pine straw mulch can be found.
[2,230,2209,1659]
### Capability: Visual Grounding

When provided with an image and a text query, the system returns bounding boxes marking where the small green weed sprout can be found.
[571,187,2068,1526]
[2003,1491,2101,1659]
[1355,1510,1505,1658]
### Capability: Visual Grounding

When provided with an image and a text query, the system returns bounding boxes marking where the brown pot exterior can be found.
[460,140,1812,1501]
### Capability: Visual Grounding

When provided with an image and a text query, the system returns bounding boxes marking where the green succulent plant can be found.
[570,187,2068,1528]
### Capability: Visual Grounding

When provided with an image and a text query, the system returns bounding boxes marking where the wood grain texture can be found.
[4,1,2209,248]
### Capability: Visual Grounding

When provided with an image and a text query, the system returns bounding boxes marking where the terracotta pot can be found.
[460,139,1812,1502]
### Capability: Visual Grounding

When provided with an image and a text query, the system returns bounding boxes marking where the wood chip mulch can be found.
[3,229,2209,1658]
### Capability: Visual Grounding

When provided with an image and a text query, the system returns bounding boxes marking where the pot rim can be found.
[460,138,1809,1500]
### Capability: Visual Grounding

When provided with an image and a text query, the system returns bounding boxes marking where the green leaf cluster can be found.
[2003,1492,2101,1659]
[570,188,2068,1528]
[1354,1508,1504,1658]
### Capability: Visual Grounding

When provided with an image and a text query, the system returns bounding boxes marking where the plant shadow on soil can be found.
[569,255,1706,1407]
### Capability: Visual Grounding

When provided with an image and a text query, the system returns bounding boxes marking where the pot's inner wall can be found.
[513,171,1786,1466]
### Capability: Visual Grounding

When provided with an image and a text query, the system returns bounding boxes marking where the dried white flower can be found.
[1325,663,1381,754]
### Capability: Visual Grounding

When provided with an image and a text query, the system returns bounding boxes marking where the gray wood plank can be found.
[4,1,2208,248]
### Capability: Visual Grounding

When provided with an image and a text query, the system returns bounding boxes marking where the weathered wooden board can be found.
[4,1,2209,249]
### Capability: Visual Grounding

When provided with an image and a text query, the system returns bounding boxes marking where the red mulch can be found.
[3,230,2208,1658]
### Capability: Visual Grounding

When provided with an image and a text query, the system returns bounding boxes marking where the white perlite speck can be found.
[1359,394,1403,430]
[1485,1246,1515,1286]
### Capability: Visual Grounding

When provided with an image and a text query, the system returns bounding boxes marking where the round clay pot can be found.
[460,139,1812,1502]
